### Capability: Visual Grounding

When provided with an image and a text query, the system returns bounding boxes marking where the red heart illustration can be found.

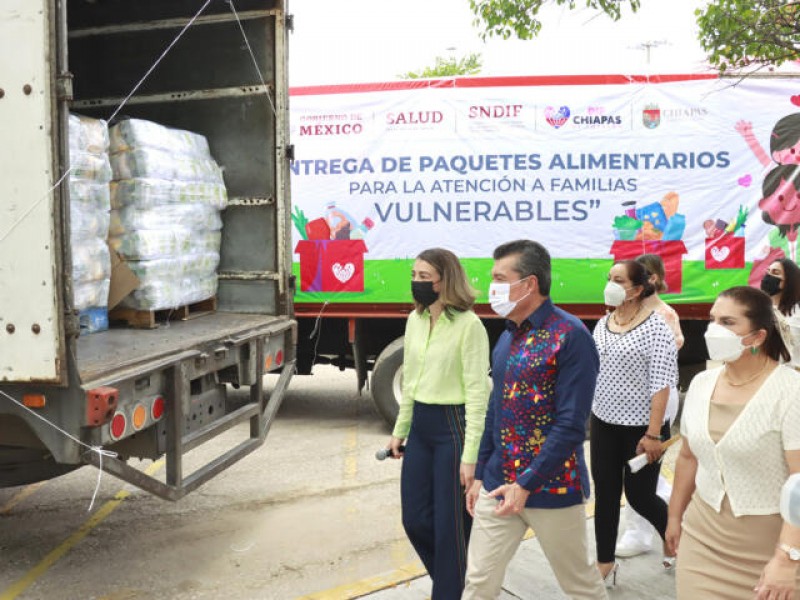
[792,95,800,107]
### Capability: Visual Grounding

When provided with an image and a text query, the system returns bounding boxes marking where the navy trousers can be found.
[401,402,471,600]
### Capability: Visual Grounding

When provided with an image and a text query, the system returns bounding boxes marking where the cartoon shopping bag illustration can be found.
[705,234,745,269]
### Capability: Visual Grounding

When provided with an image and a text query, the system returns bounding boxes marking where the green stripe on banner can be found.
[292,259,751,305]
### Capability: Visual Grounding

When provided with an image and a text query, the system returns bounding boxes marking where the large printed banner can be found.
[289,75,800,305]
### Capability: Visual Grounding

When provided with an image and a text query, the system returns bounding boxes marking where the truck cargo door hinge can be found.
[56,72,74,101]
[286,14,294,32]
[286,144,295,162]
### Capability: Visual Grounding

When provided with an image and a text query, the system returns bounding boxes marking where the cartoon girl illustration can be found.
[735,113,800,168]
[760,164,800,261]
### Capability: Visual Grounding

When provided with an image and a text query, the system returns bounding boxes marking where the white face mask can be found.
[489,278,530,318]
[604,281,628,307]
[704,322,753,362]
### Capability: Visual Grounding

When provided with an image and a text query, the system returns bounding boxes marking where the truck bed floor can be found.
[76,312,288,383]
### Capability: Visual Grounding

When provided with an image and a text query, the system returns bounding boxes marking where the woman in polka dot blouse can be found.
[590,259,679,587]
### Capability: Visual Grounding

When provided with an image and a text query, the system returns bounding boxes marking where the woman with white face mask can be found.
[615,254,685,560]
[667,286,800,599]
[591,260,679,586]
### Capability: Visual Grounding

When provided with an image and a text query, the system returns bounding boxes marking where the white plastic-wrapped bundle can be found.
[119,275,217,311]
[109,118,210,157]
[124,253,221,282]
[108,230,221,261]
[109,204,222,237]
[110,179,227,210]
[110,147,223,183]
[69,114,110,156]
[108,118,226,311]
[70,236,112,282]
[69,114,111,317]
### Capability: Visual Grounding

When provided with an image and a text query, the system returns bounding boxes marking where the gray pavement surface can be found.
[362,517,676,599]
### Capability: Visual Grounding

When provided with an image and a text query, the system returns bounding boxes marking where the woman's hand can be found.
[466,480,482,517]
[488,483,530,517]
[460,462,476,491]
[388,436,405,459]
[665,516,682,556]
[637,436,664,464]
[754,555,797,600]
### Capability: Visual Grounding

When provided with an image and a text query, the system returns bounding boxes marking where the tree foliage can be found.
[469,0,640,41]
[696,0,800,72]
[401,53,483,79]
[469,0,800,72]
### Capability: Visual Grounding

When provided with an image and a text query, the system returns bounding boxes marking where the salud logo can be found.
[544,106,570,129]
[643,103,661,129]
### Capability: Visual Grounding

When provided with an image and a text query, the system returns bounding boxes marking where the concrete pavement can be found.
[361,515,677,599]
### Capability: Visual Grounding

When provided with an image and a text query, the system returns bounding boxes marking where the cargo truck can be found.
[0,0,296,499]
[289,73,800,425]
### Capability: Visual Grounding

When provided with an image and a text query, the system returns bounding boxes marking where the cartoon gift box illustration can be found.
[294,239,368,292]
[292,204,372,293]
[610,191,688,293]
[609,240,688,294]
[703,206,747,270]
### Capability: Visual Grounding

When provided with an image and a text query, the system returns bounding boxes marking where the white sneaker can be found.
[615,535,652,558]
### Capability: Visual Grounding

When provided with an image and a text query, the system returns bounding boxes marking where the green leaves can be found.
[469,0,641,41]
[401,53,484,79]
[469,0,799,73]
[696,0,800,72]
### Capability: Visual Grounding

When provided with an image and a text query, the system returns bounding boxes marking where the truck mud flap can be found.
[83,357,295,501]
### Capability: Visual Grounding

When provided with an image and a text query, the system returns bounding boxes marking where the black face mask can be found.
[760,273,783,297]
[411,281,439,307]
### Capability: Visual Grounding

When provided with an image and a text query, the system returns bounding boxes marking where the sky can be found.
[288,0,712,86]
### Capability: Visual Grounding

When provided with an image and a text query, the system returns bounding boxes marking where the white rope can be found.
[226,0,278,118]
[0,390,117,512]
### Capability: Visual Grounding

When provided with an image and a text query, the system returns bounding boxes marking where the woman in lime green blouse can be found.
[386,247,491,599]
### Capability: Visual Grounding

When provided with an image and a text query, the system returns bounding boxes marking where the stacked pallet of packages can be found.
[68,114,112,334]
[108,119,227,311]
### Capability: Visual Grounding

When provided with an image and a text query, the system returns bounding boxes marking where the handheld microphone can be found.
[375,445,405,461]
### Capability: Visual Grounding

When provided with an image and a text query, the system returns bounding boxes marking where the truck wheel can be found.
[371,337,404,426]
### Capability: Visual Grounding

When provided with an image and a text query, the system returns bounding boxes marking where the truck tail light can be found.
[275,349,283,366]
[264,353,273,371]
[151,396,165,421]
[23,394,46,408]
[86,387,119,427]
[110,412,126,440]
[132,404,146,431]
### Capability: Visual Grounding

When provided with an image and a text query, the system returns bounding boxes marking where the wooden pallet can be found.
[109,297,217,329]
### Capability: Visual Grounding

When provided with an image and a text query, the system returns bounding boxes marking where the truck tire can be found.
[371,337,404,426]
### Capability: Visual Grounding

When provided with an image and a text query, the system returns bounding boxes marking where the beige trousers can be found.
[463,487,608,600]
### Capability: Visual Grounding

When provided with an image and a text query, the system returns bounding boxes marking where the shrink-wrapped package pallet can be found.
[108,118,227,313]
[68,114,112,334]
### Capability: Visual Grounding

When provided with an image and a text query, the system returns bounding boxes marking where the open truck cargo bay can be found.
[0,0,296,499]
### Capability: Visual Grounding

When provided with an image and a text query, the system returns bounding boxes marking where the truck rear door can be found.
[0,0,66,384]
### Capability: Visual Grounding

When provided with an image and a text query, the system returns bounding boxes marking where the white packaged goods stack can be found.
[108,119,227,311]
[68,114,112,334]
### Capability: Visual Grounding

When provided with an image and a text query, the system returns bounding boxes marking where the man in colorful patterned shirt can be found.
[463,240,607,599]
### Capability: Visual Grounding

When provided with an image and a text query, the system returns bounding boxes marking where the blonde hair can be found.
[414,248,476,314]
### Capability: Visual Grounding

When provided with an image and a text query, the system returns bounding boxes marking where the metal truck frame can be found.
[0,0,296,500]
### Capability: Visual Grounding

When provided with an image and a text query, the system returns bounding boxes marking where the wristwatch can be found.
[779,543,800,561]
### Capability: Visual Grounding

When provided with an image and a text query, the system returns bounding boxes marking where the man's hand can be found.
[466,480,482,517]
[487,483,530,516]
[460,462,476,491]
